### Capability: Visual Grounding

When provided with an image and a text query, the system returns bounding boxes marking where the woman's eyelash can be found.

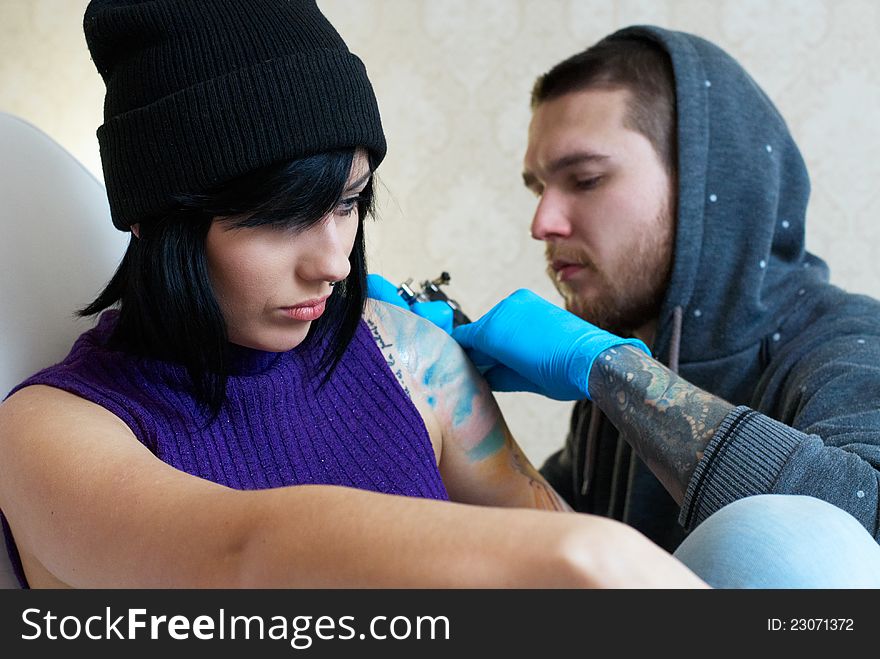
[336,195,362,215]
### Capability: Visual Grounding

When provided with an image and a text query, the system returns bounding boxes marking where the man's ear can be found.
[130,223,140,238]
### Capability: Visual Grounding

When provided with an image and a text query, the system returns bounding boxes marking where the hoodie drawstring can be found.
[668,305,683,375]
[580,405,601,496]
[580,305,684,500]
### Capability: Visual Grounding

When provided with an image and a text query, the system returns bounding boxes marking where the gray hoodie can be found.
[540,25,880,551]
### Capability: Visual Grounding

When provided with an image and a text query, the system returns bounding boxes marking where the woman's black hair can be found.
[80,148,375,417]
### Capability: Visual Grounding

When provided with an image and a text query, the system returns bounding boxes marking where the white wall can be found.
[2,0,879,465]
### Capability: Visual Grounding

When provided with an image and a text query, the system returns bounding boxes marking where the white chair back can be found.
[0,112,127,587]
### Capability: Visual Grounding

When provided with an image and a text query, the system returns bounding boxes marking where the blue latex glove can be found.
[366,273,454,334]
[451,289,651,401]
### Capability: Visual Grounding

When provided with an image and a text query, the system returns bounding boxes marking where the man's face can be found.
[522,87,675,339]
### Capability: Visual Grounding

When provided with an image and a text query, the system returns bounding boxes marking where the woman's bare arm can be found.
[364,301,570,511]
[0,385,704,588]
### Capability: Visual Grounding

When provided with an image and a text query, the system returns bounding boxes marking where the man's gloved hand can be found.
[366,273,454,334]
[451,289,651,401]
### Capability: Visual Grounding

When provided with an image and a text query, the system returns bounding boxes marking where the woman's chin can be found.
[230,323,311,353]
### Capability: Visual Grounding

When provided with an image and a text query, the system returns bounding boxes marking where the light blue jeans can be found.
[673,495,880,588]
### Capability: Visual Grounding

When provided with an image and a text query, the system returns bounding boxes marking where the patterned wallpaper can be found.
[2,0,879,465]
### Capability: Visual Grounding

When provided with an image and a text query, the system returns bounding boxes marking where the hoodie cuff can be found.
[678,406,804,531]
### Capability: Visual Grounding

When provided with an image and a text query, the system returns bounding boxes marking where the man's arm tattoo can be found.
[588,344,734,504]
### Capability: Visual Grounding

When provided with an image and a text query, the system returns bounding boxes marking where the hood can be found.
[610,26,829,366]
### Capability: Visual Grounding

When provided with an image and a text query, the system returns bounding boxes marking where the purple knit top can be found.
[2,310,448,587]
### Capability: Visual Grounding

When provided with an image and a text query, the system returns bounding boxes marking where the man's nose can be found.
[530,192,573,241]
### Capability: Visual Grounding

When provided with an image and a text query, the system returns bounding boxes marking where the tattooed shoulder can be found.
[364,312,411,399]
[364,299,466,404]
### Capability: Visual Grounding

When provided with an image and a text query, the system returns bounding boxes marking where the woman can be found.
[0,0,704,588]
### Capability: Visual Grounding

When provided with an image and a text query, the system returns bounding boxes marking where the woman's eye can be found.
[575,177,601,191]
[336,195,361,217]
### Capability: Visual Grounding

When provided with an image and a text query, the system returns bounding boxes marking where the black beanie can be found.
[83,0,387,231]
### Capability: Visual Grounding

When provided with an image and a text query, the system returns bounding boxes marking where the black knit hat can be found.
[83,0,387,230]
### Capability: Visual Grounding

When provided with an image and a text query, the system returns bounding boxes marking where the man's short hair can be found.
[531,37,677,175]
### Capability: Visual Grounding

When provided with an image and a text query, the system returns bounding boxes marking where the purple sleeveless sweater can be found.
[2,310,448,587]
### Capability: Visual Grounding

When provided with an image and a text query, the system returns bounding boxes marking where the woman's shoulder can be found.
[361,299,479,418]
[0,384,131,432]
[362,299,466,374]
[361,301,458,460]
[0,384,141,505]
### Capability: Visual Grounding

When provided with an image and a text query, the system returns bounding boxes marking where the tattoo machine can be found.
[397,272,472,328]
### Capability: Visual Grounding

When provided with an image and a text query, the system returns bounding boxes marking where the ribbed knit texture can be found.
[83,0,386,229]
[8,311,447,498]
[680,407,802,530]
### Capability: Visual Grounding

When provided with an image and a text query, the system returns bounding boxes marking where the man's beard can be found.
[545,205,675,337]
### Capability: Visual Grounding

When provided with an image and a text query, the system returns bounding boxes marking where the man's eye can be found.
[575,177,601,190]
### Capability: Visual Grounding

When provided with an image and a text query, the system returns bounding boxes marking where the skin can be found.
[525,88,734,504]
[588,345,732,504]
[523,87,674,339]
[203,155,367,353]
[0,146,705,587]
[364,300,569,511]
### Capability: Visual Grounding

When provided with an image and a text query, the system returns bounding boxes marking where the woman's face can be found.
[205,150,371,352]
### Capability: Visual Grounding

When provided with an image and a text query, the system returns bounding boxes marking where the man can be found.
[454,26,880,551]
[370,26,880,585]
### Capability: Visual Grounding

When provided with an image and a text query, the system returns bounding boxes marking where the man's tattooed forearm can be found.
[588,345,733,504]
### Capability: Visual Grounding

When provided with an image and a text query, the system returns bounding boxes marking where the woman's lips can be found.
[280,296,329,322]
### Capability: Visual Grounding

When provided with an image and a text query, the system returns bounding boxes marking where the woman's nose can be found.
[298,218,352,283]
